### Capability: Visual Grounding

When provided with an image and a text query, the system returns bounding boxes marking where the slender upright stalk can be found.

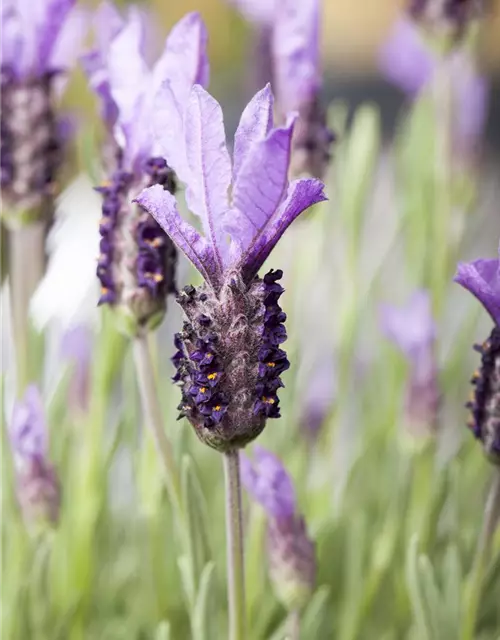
[132,333,183,519]
[8,223,46,394]
[223,450,246,640]
[462,467,500,640]
[286,610,300,640]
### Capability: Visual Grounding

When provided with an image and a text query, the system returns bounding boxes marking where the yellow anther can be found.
[207,372,218,380]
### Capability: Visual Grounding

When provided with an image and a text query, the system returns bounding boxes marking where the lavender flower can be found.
[60,324,92,412]
[89,11,209,333]
[1,0,88,225]
[379,17,488,159]
[299,357,336,441]
[381,291,440,437]
[408,0,485,40]
[9,386,60,526]
[241,447,316,611]
[455,250,500,462]
[136,83,326,451]
[230,0,334,180]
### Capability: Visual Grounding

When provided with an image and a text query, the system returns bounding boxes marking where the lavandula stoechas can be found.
[241,447,316,613]
[136,83,327,452]
[408,0,485,40]
[381,292,440,438]
[379,14,488,162]
[1,0,87,226]
[455,252,500,463]
[85,10,209,334]
[229,0,334,180]
[9,386,60,528]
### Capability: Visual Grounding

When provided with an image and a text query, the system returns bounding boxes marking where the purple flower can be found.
[228,0,334,179]
[299,357,336,441]
[379,17,488,158]
[455,252,500,326]
[408,0,485,36]
[381,291,440,436]
[9,386,60,526]
[136,83,326,450]
[455,250,500,462]
[89,11,209,331]
[60,324,92,412]
[241,447,315,610]
[1,0,88,220]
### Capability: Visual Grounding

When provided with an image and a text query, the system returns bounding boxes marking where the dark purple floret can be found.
[96,157,177,330]
[407,0,484,35]
[1,68,64,223]
[466,326,500,463]
[171,269,289,451]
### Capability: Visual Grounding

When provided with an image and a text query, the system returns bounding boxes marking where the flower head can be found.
[136,83,326,450]
[90,11,209,333]
[455,249,500,462]
[408,0,485,38]
[381,291,440,436]
[241,447,316,611]
[1,0,88,222]
[379,17,488,160]
[9,386,60,526]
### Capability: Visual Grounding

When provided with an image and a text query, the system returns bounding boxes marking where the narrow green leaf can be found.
[192,562,216,640]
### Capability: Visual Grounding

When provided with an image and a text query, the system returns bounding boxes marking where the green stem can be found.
[286,610,300,640]
[223,450,246,640]
[8,223,46,394]
[461,467,500,640]
[132,333,183,521]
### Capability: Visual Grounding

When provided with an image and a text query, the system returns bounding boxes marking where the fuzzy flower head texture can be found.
[1,0,88,220]
[9,386,60,525]
[381,291,440,436]
[92,11,209,332]
[136,82,326,450]
[455,248,500,462]
[241,447,316,611]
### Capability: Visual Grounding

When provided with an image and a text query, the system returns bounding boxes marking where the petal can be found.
[228,114,296,259]
[454,259,500,325]
[81,50,118,127]
[94,1,125,54]
[50,6,90,72]
[37,0,77,71]
[240,446,296,519]
[151,12,209,103]
[232,83,274,181]
[378,17,434,96]
[239,178,327,281]
[182,85,232,270]
[10,386,47,458]
[273,0,321,111]
[107,10,149,128]
[135,184,220,287]
[1,1,23,73]
[150,13,210,180]
[380,291,436,361]
[227,0,278,25]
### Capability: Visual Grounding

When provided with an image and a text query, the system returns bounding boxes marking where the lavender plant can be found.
[2,0,88,391]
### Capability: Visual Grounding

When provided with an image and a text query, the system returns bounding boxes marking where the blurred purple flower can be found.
[455,250,500,326]
[60,324,92,412]
[455,248,500,461]
[136,82,325,449]
[9,386,60,526]
[229,0,333,179]
[381,291,440,436]
[379,17,488,157]
[241,446,315,610]
[1,0,88,218]
[299,357,336,441]
[91,11,209,329]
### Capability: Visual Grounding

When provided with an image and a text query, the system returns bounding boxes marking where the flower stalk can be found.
[9,223,46,393]
[223,450,246,640]
[462,467,500,640]
[132,332,183,520]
